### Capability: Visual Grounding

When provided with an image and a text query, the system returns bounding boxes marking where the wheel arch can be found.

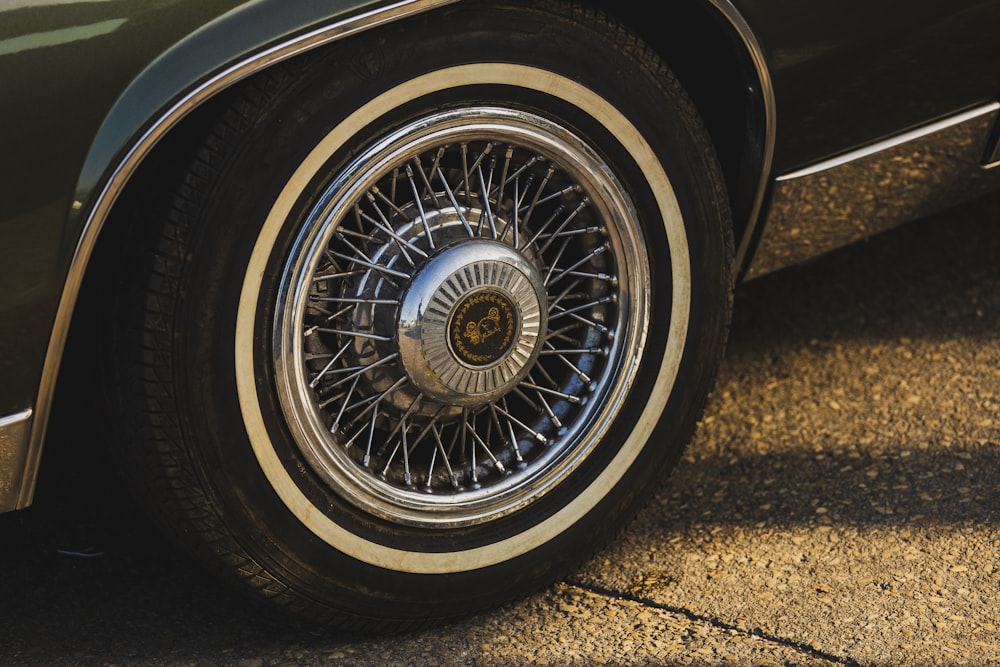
[24,0,459,510]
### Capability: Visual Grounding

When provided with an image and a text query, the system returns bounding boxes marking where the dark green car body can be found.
[1,0,998,611]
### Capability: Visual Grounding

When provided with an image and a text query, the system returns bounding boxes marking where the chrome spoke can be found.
[520,203,564,251]
[537,200,588,255]
[548,297,616,322]
[405,164,437,249]
[523,372,563,428]
[490,401,523,463]
[543,236,572,285]
[314,328,393,342]
[331,245,410,282]
[411,155,443,210]
[518,380,582,404]
[547,278,584,311]
[436,166,476,237]
[343,376,410,444]
[361,194,428,266]
[547,244,610,286]
[309,341,352,388]
[542,341,598,385]
[499,175,520,247]
[518,164,555,233]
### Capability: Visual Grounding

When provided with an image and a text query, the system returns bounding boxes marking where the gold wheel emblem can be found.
[450,291,518,366]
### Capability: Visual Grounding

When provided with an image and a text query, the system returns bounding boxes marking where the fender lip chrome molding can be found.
[15,0,458,513]
[0,409,33,512]
[707,0,776,275]
[745,102,1000,280]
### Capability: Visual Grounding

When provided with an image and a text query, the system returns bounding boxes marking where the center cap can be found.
[449,290,519,367]
[397,241,547,406]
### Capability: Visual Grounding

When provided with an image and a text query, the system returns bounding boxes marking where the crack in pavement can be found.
[564,578,862,666]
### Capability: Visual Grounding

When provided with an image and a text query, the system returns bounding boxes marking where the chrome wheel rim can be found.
[273,106,649,527]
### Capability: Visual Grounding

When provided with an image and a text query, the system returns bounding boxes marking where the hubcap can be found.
[273,106,649,527]
[397,240,546,406]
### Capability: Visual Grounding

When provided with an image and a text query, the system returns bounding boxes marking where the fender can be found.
[10,0,457,511]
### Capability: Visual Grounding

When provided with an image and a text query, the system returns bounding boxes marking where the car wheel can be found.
[109,0,732,629]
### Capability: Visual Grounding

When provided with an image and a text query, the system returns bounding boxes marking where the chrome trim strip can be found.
[0,409,33,512]
[20,0,458,510]
[745,103,1000,280]
[778,105,1000,180]
[708,0,777,274]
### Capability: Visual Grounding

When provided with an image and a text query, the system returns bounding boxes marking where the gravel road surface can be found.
[1,193,998,666]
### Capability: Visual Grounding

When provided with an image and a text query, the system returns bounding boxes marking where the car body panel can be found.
[0,0,244,411]
[0,0,456,510]
[731,0,1000,172]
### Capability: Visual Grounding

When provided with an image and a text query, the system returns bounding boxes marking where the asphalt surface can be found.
[1,193,998,666]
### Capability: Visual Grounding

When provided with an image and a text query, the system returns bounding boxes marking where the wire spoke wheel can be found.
[274,108,647,527]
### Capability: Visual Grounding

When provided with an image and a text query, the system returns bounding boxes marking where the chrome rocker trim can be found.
[746,103,1000,280]
[0,409,33,511]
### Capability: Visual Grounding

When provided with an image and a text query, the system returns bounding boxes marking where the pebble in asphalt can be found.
[0,194,998,666]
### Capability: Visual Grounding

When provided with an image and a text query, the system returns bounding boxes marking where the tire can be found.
[108,0,733,629]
